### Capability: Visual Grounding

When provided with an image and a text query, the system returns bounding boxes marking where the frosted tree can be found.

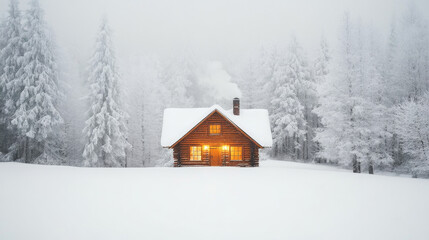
[397,6,429,101]
[270,44,306,158]
[0,19,5,157]
[0,17,6,54]
[316,14,395,173]
[83,18,131,167]
[0,0,24,157]
[314,36,330,84]
[287,37,315,160]
[315,13,368,172]
[382,21,402,105]
[7,0,63,163]
[0,19,6,158]
[364,29,393,173]
[312,36,330,162]
[381,20,405,167]
[394,93,429,177]
[387,6,429,169]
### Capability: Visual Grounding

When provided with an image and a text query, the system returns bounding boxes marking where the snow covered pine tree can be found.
[4,0,63,163]
[315,13,368,173]
[83,18,131,167]
[269,39,307,158]
[0,0,24,159]
[394,93,429,177]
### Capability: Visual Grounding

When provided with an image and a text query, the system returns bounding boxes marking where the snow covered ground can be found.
[1,160,428,240]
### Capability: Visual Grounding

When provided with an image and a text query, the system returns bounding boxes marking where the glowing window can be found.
[190,146,202,161]
[230,146,242,161]
[210,125,221,135]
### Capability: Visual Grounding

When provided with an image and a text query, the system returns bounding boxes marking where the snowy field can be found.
[1,160,429,240]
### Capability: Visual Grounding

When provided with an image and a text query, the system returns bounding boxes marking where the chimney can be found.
[233,98,240,115]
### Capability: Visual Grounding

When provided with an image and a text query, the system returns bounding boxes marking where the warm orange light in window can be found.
[210,125,221,135]
[222,145,229,151]
[230,146,242,161]
[203,145,210,150]
[190,146,202,161]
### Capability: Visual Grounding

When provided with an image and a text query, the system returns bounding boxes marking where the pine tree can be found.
[270,42,306,158]
[0,0,24,157]
[383,20,406,167]
[0,17,6,57]
[363,28,393,173]
[83,18,131,167]
[315,13,366,172]
[388,6,429,170]
[383,20,401,105]
[314,36,330,84]
[397,6,429,100]
[8,0,63,163]
[0,15,7,85]
[312,36,330,162]
[394,93,429,177]
[0,18,7,158]
[317,14,396,173]
[287,37,314,160]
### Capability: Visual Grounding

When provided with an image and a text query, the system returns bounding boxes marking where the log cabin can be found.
[161,98,272,167]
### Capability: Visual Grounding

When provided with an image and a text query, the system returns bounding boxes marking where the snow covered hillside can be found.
[1,160,428,240]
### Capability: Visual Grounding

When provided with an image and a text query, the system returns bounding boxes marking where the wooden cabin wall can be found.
[173,112,260,167]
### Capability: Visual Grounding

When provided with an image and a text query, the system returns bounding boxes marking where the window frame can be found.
[209,124,221,135]
[230,146,243,161]
[189,146,202,161]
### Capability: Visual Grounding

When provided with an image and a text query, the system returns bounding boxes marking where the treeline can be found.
[0,0,130,167]
[237,9,429,177]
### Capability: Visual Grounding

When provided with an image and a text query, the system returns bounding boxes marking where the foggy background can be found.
[2,0,427,81]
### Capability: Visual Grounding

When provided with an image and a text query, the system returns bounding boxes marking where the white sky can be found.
[1,0,428,103]
[1,0,428,63]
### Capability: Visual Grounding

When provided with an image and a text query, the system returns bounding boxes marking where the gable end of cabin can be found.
[172,111,260,167]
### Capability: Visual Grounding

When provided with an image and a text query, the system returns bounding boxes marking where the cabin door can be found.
[210,147,222,166]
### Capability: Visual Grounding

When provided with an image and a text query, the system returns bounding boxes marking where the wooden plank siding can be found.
[173,112,260,167]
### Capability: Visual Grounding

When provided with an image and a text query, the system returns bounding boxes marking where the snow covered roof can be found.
[161,105,273,148]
